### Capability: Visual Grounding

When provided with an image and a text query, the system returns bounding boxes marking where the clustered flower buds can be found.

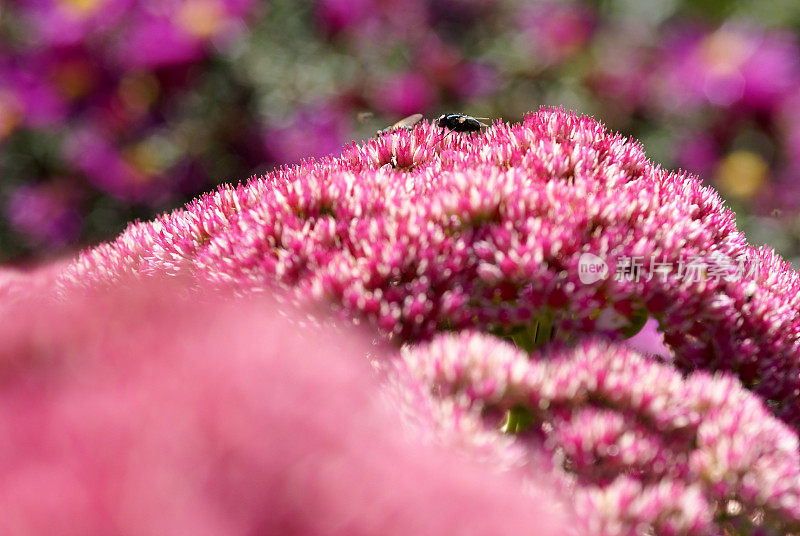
[402,332,800,535]
[63,108,800,433]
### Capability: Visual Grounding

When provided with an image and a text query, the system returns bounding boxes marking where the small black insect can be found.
[436,113,489,136]
[375,113,423,136]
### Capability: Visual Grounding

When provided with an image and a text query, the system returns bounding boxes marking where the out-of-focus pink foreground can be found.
[0,273,572,535]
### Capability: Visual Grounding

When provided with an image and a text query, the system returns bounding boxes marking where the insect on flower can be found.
[436,113,490,137]
[375,113,424,136]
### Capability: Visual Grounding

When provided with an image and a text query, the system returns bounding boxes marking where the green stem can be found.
[503,406,535,434]
[508,311,555,353]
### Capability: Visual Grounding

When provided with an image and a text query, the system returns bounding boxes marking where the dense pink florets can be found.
[401,332,800,535]
[62,108,800,432]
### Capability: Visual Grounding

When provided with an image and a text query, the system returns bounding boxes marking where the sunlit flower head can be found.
[62,108,800,432]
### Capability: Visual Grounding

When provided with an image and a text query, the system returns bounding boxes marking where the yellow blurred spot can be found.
[123,142,164,176]
[177,0,226,39]
[700,30,751,76]
[0,90,23,141]
[52,60,95,100]
[59,0,106,16]
[118,72,160,115]
[714,150,768,199]
[123,135,181,178]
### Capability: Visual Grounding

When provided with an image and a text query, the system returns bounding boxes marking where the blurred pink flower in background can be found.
[674,131,720,178]
[264,105,352,164]
[449,61,499,100]
[65,128,165,203]
[412,36,499,101]
[0,60,68,129]
[5,184,82,248]
[522,1,595,65]
[779,91,800,174]
[373,71,436,117]
[18,0,132,48]
[1,0,265,263]
[656,25,800,112]
[586,43,653,114]
[118,0,256,68]
[17,0,255,67]
[118,15,208,68]
[314,0,372,37]
[758,172,800,214]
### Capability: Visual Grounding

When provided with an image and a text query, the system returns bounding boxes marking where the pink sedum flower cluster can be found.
[401,332,800,535]
[38,107,800,535]
[64,108,800,432]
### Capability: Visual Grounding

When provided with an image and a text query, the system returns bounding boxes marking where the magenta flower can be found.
[115,0,256,68]
[62,108,800,434]
[674,131,720,179]
[0,86,24,142]
[263,105,353,165]
[64,128,158,202]
[521,1,596,65]
[586,42,653,113]
[17,0,254,68]
[372,72,437,117]
[654,25,800,113]
[412,36,497,102]
[0,0,265,257]
[5,184,82,248]
[0,61,69,129]
[778,91,800,182]
[18,0,132,48]
[0,275,573,535]
[449,61,499,101]
[315,0,372,37]
[116,15,207,68]
[401,332,800,535]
